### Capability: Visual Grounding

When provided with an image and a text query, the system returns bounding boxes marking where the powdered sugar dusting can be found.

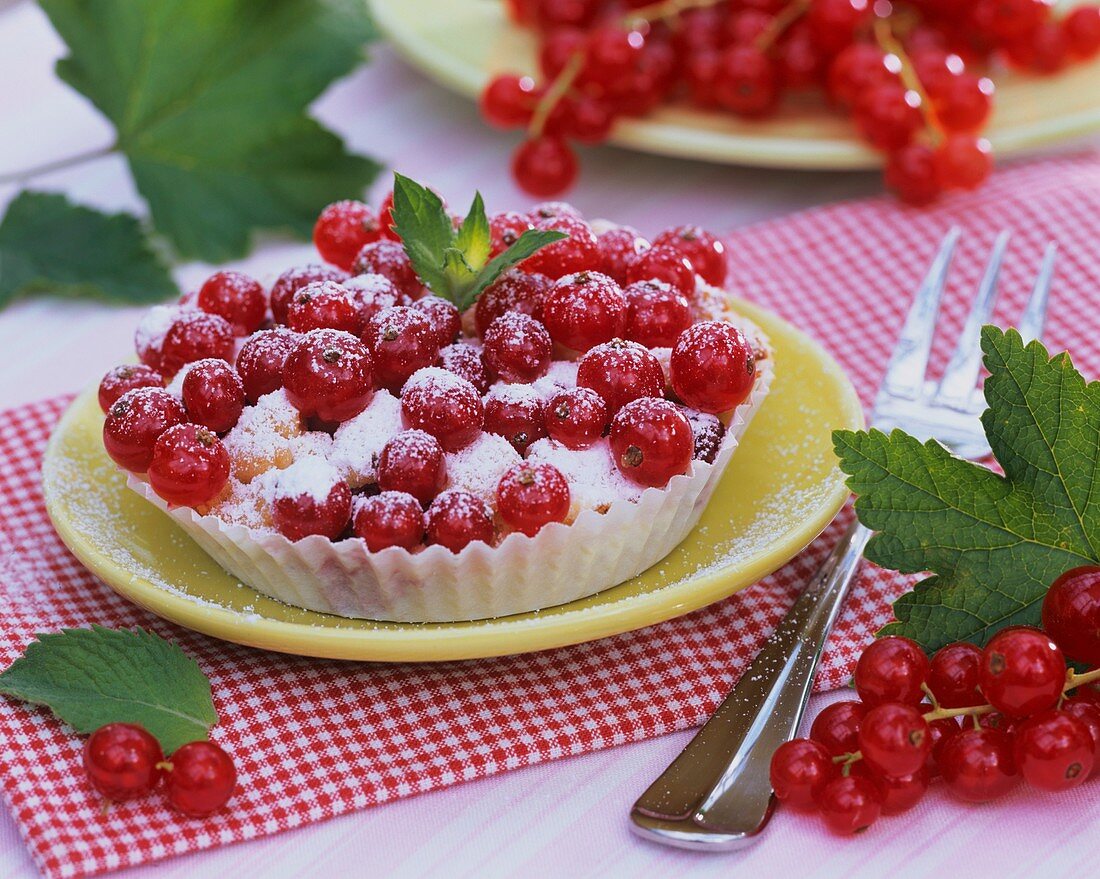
[444,432,521,509]
[273,456,341,505]
[331,390,402,487]
[222,389,302,482]
[529,359,579,401]
[526,437,641,520]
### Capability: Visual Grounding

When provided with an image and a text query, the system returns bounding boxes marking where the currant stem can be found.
[922,703,995,723]
[527,50,585,138]
[1067,667,1100,689]
[754,0,812,53]
[622,0,724,26]
[872,16,944,147]
[920,665,1100,724]
[0,144,116,186]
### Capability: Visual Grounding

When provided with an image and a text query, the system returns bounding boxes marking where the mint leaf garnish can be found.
[390,173,566,310]
[39,0,380,262]
[0,627,218,754]
[834,327,1100,652]
[0,192,177,307]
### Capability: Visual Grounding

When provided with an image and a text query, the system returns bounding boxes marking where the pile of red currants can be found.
[770,565,1100,835]
[83,723,236,818]
[481,0,1100,203]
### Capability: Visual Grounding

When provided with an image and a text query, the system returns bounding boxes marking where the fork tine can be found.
[933,231,1010,410]
[881,227,960,400]
[1017,243,1056,343]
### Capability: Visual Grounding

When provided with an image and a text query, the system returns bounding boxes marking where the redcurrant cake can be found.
[99,179,773,621]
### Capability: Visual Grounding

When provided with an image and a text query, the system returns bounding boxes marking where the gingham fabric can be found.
[1,155,1099,878]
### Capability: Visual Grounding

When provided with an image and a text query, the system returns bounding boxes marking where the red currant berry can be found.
[181,359,245,433]
[623,280,691,348]
[854,85,923,151]
[377,429,447,507]
[148,423,230,507]
[132,303,180,370]
[596,226,650,285]
[545,387,609,450]
[1014,709,1094,792]
[609,397,693,487]
[489,211,534,259]
[521,214,599,279]
[354,491,426,551]
[1042,566,1100,665]
[827,43,894,107]
[159,311,235,378]
[425,489,495,552]
[979,626,1066,718]
[512,137,578,198]
[483,313,552,384]
[974,712,1020,736]
[775,22,825,90]
[935,135,993,190]
[713,45,779,117]
[401,367,484,451]
[858,702,932,778]
[313,200,382,271]
[497,461,570,536]
[1065,5,1100,59]
[626,245,695,299]
[807,0,871,54]
[98,365,164,414]
[533,0,599,29]
[539,26,586,78]
[814,774,882,835]
[345,273,405,327]
[272,457,352,540]
[163,741,237,818]
[480,74,539,128]
[83,723,164,801]
[196,271,267,335]
[877,766,930,814]
[885,144,942,206]
[282,329,375,423]
[377,190,399,240]
[438,342,490,394]
[579,25,646,92]
[412,295,461,349]
[940,727,1018,802]
[653,225,727,287]
[1062,699,1100,773]
[286,280,363,335]
[365,306,439,393]
[670,321,757,414]
[1007,20,1070,72]
[103,387,187,472]
[929,641,984,708]
[270,264,348,325]
[769,738,835,810]
[352,240,422,300]
[475,270,552,336]
[542,271,627,352]
[577,339,664,413]
[854,636,930,707]
[931,73,994,132]
[235,327,299,403]
[810,700,868,755]
[484,386,547,455]
[927,715,962,776]
[556,95,616,144]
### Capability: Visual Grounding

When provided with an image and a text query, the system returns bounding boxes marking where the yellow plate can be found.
[42,299,861,662]
[369,0,1100,170]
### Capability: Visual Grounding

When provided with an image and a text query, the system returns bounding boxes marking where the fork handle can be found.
[630,518,871,850]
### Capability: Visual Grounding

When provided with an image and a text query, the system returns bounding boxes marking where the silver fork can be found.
[629,229,1057,851]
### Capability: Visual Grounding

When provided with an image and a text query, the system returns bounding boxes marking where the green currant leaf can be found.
[38,0,381,262]
[457,228,567,311]
[391,172,454,294]
[454,192,490,271]
[0,192,176,308]
[834,327,1100,652]
[0,627,217,754]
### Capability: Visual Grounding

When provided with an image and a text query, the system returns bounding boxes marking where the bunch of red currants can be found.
[769,565,1100,835]
[481,0,1100,203]
[83,723,237,818]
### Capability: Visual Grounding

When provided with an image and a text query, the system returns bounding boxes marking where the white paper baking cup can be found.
[128,330,773,623]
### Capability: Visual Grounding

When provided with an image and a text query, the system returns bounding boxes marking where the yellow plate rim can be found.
[43,301,863,662]
[369,0,1100,170]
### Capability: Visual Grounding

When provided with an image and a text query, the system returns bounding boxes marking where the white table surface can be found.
[1,3,1096,877]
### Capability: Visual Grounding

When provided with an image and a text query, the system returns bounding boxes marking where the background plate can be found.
[370,0,1100,170]
[43,299,862,662]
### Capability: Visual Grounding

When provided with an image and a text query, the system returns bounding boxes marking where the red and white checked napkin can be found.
[1,154,1099,878]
